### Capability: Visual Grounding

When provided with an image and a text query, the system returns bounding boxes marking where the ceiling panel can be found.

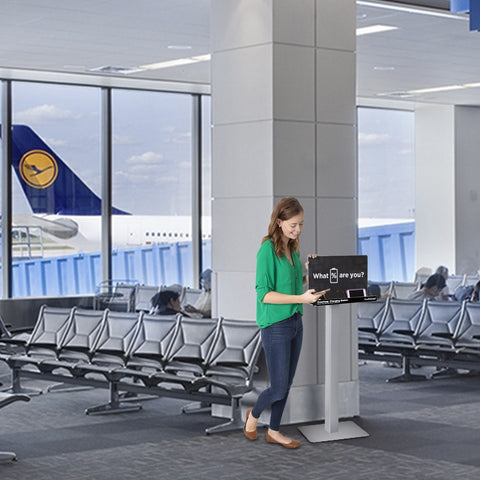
[0,0,479,105]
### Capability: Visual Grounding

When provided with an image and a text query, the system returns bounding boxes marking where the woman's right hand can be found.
[301,288,330,304]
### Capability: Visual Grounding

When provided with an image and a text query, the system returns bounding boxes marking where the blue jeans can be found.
[252,311,303,431]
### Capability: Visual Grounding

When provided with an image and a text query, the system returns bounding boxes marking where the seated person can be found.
[183,269,212,318]
[150,290,182,315]
[470,281,480,302]
[408,273,446,301]
[367,283,381,299]
[367,283,389,299]
[435,265,450,300]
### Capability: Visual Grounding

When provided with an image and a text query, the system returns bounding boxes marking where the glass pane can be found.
[358,107,415,222]
[11,82,101,296]
[0,88,2,295]
[112,89,192,287]
[201,95,211,273]
[357,107,415,282]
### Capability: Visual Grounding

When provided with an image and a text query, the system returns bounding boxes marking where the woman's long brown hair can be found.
[262,197,304,258]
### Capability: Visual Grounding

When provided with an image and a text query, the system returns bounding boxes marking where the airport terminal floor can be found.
[1,362,480,479]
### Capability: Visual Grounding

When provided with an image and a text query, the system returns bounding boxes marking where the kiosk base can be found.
[299,421,369,443]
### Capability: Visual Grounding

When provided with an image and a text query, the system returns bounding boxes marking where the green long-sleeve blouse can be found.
[255,239,303,329]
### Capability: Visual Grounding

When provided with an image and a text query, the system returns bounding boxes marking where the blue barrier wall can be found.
[3,223,412,297]
[358,222,415,282]
[8,240,212,297]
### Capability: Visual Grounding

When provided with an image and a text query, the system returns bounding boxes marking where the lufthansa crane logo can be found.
[19,150,58,189]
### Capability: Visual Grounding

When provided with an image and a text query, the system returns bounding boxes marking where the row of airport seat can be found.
[95,281,203,313]
[371,275,480,300]
[358,297,480,381]
[0,306,262,435]
[369,281,420,299]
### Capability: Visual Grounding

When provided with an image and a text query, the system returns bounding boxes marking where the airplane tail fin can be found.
[1,124,128,215]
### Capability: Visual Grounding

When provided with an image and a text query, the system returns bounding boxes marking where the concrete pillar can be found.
[211,0,358,424]
[416,105,480,275]
[415,105,456,273]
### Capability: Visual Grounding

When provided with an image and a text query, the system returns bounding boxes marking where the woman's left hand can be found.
[305,254,319,271]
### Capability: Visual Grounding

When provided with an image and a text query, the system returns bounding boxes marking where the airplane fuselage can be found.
[13,214,211,253]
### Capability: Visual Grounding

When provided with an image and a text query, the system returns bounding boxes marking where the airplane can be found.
[1,124,210,254]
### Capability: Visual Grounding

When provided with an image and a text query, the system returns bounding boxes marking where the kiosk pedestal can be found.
[298,305,369,443]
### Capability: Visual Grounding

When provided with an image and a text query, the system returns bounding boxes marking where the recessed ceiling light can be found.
[373,66,395,71]
[377,91,414,98]
[167,45,192,50]
[63,65,87,69]
[408,84,465,94]
[140,54,211,71]
[380,82,480,97]
[88,65,145,75]
[356,0,468,20]
[356,25,398,36]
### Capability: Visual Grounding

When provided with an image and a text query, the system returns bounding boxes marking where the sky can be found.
[7,82,413,221]
[11,81,197,216]
[357,107,415,220]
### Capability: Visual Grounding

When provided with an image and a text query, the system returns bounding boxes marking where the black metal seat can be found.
[0,392,30,463]
[104,313,183,390]
[453,301,480,355]
[39,308,107,374]
[201,317,262,435]
[357,298,389,351]
[415,301,464,354]
[164,316,220,377]
[1,306,75,394]
[376,299,426,382]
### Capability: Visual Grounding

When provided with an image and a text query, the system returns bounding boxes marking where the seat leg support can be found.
[85,382,142,415]
[205,397,242,435]
[387,356,427,383]
[47,382,94,394]
[182,401,212,415]
[1,369,42,395]
[0,451,17,463]
[430,367,459,379]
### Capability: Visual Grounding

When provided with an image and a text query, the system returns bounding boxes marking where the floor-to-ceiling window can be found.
[11,82,101,296]
[0,77,210,298]
[112,89,193,287]
[0,89,3,294]
[357,107,415,282]
[201,95,212,274]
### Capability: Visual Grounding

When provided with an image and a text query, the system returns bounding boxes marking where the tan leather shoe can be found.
[266,431,300,449]
[243,407,257,440]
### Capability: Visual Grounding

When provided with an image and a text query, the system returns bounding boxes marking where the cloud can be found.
[172,132,192,144]
[113,134,137,145]
[15,104,79,124]
[114,169,177,185]
[154,175,179,185]
[164,132,192,144]
[116,151,166,183]
[128,163,163,175]
[178,161,191,170]
[45,137,68,147]
[358,132,391,146]
[126,151,164,165]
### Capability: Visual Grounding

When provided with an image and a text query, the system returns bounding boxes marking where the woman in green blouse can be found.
[243,197,328,449]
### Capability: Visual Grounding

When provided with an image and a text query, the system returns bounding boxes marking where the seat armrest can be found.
[431,332,453,338]
[358,327,377,333]
[392,329,414,335]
